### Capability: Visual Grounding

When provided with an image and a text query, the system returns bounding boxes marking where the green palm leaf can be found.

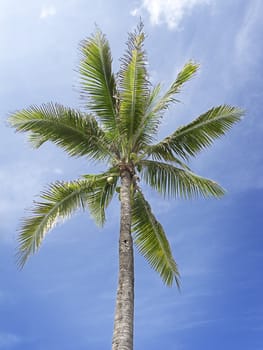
[82,169,119,226]
[8,103,111,161]
[118,23,149,149]
[141,160,225,199]
[79,29,118,133]
[132,61,199,152]
[147,105,244,160]
[152,61,199,113]
[145,145,191,170]
[131,83,162,150]
[17,179,93,268]
[132,190,180,287]
[17,170,119,267]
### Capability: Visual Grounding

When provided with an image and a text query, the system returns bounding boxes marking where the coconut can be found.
[107,176,114,184]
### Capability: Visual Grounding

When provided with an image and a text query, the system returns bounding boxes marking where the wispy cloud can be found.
[131,0,211,30]
[0,333,21,348]
[235,0,263,65]
[40,5,56,19]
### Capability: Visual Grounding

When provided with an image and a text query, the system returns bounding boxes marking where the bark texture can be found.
[112,169,134,350]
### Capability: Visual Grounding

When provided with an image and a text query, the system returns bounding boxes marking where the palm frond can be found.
[145,144,191,170]
[131,83,162,151]
[17,169,120,267]
[147,105,244,160]
[153,61,199,113]
[82,169,119,226]
[132,190,180,287]
[8,103,112,161]
[17,179,94,267]
[79,29,118,133]
[118,22,149,149]
[141,160,225,199]
[132,62,199,152]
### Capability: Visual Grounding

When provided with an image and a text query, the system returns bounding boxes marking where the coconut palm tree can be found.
[8,23,243,350]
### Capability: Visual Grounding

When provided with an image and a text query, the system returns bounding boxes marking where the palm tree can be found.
[8,23,243,350]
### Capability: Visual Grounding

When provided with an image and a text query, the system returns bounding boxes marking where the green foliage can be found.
[82,170,119,225]
[141,160,225,199]
[119,22,150,152]
[132,191,180,287]
[9,23,243,287]
[79,29,117,133]
[9,103,111,161]
[17,179,92,267]
[17,170,119,267]
[132,61,199,151]
[147,105,243,161]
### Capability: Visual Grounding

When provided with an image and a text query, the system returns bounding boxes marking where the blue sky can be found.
[0,0,263,349]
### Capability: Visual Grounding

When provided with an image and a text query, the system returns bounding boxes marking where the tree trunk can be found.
[112,169,134,350]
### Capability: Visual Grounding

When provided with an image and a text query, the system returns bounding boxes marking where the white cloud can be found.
[132,0,211,29]
[40,5,56,19]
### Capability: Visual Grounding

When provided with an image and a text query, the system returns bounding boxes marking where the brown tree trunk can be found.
[112,169,134,350]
